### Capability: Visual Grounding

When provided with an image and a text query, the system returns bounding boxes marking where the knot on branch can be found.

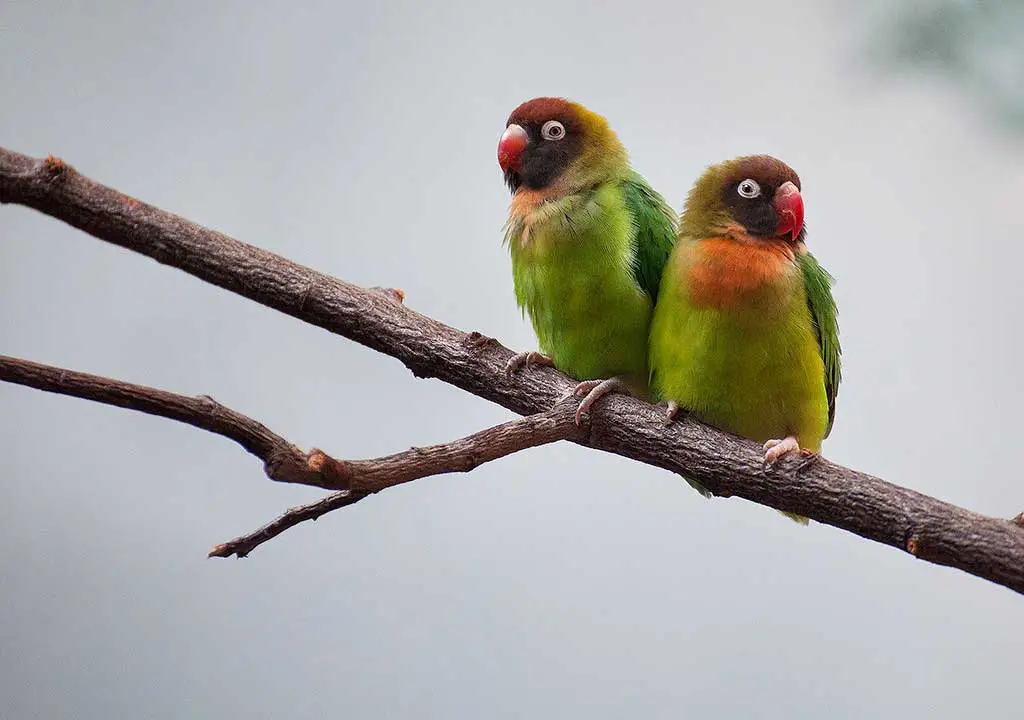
[42,155,73,181]
[904,532,959,568]
[306,448,354,489]
[262,448,353,491]
[467,331,497,349]
[369,286,406,304]
[196,394,223,415]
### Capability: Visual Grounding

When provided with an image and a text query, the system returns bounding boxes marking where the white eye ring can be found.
[541,120,566,141]
[737,178,761,199]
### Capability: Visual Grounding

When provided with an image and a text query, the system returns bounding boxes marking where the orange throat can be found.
[683,231,798,309]
[508,184,566,222]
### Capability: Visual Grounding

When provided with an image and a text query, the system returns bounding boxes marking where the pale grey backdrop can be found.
[2,1,1023,718]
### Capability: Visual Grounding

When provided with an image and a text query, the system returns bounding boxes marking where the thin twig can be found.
[209,406,579,558]
[209,490,371,559]
[2,147,1024,594]
[0,354,336,489]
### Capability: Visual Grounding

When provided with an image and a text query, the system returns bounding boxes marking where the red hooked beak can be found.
[773,181,804,240]
[498,123,529,172]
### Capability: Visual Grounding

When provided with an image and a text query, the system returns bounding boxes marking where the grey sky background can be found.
[2,1,1023,717]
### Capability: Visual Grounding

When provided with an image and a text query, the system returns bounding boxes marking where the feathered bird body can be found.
[499,98,675,395]
[506,175,668,388]
[650,155,841,469]
[652,237,832,449]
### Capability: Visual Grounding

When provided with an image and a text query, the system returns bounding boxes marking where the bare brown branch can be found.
[209,490,371,559]
[0,355,337,489]
[209,405,580,558]
[2,146,1024,595]
[0,354,578,544]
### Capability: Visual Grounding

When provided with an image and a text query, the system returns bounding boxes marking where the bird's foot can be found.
[504,351,553,377]
[565,376,630,426]
[663,400,681,426]
[762,435,809,470]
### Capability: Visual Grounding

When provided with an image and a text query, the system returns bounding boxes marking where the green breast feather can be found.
[648,246,840,450]
[506,175,676,386]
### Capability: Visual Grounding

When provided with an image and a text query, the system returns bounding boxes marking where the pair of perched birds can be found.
[498,97,841,498]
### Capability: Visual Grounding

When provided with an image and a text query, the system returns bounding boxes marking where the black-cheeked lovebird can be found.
[497,97,676,423]
[648,156,841,517]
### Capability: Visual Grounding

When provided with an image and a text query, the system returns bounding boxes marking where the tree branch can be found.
[209,406,578,558]
[0,354,578,555]
[2,147,1023,594]
[210,490,371,559]
[0,355,342,489]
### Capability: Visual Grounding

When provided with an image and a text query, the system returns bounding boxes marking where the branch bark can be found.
[2,147,1023,594]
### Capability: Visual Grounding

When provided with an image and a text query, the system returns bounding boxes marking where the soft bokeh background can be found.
[2,1,1023,717]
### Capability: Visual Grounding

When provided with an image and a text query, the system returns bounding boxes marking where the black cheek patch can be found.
[723,184,779,237]
[518,130,584,190]
[735,200,779,236]
[504,169,521,194]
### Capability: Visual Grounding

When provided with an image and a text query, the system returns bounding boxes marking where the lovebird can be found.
[649,155,841,506]
[497,97,676,423]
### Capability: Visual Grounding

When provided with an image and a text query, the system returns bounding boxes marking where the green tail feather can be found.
[779,511,809,525]
[683,477,714,499]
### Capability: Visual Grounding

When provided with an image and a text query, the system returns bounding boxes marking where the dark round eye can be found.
[737,178,761,199]
[541,120,566,141]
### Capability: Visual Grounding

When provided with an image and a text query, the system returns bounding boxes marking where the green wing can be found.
[620,171,677,301]
[799,250,842,437]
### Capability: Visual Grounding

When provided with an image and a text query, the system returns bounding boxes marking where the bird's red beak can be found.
[498,123,529,172]
[773,181,804,240]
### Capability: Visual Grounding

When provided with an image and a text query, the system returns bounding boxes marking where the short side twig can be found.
[209,406,580,558]
[209,490,370,559]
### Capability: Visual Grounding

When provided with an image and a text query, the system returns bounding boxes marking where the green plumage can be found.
[800,251,842,436]
[621,174,676,301]
[647,155,841,519]
[649,247,838,448]
[506,171,675,390]
[649,244,839,517]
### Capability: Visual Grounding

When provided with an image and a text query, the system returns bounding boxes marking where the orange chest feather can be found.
[682,237,798,309]
[509,186,563,221]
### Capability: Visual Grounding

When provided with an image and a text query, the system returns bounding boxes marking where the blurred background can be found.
[2,0,1022,717]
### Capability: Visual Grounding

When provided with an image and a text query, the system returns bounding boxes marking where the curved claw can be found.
[664,400,680,426]
[562,378,600,399]
[569,377,630,426]
[763,435,801,470]
[504,351,553,378]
